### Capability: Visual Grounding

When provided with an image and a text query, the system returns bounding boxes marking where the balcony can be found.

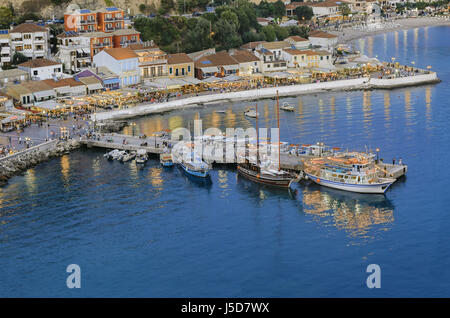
[1,56,11,62]
[104,17,114,22]
[93,42,111,48]
[11,38,23,42]
[1,47,10,54]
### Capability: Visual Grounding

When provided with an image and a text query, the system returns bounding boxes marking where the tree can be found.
[287,25,309,39]
[272,0,286,18]
[12,52,28,65]
[339,4,351,16]
[294,6,314,21]
[0,7,13,29]
[183,17,214,53]
[261,25,276,42]
[139,4,147,13]
[213,18,242,51]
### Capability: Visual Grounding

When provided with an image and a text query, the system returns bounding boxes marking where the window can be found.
[33,70,38,75]
[24,44,32,50]
[182,68,185,76]
[169,67,172,74]
[187,65,191,72]
[23,34,31,40]
[320,56,323,60]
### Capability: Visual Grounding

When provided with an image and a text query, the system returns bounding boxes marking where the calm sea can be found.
[0,26,449,297]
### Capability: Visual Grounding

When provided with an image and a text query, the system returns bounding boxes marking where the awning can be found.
[77,48,84,54]
[33,90,56,99]
[223,74,241,82]
[87,83,103,91]
[34,100,60,110]
[200,66,219,73]
[1,114,26,124]
[203,76,224,83]
[181,77,202,85]
[223,64,239,71]
[55,86,72,95]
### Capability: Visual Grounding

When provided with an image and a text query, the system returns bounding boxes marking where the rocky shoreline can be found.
[0,121,127,186]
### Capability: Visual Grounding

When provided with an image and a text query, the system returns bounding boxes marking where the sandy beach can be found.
[330,16,450,44]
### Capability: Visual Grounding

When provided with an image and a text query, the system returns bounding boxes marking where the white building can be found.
[284,36,311,50]
[308,30,338,51]
[10,23,50,60]
[231,50,262,76]
[0,29,11,68]
[93,47,140,87]
[17,59,63,80]
[55,31,92,74]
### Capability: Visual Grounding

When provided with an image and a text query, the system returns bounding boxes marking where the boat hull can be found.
[161,161,174,167]
[180,163,209,178]
[304,172,393,194]
[237,165,294,188]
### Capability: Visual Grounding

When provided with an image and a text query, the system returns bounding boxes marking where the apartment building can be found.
[0,29,11,68]
[18,58,63,80]
[64,7,125,33]
[129,42,168,80]
[56,31,92,74]
[10,23,49,60]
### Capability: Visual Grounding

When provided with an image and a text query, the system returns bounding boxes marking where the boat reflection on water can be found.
[300,184,395,239]
[236,173,298,200]
[178,166,213,189]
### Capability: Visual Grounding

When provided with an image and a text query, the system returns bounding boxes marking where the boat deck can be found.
[378,163,408,179]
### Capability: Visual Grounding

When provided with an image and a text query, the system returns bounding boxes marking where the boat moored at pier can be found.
[302,153,396,194]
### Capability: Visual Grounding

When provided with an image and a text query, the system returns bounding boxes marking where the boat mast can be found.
[256,104,259,164]
[276,90,280,171]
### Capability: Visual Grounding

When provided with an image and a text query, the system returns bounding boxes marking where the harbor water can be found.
[0,26,449,297]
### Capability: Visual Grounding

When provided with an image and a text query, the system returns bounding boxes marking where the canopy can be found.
[34,100,61,110]
[33,90,56,99]
[223,64,239,71]
[199,66,219,73]
[203,76,224,83]
[1,114,26,124]
[264,72,297,79]
[223,74,241,82]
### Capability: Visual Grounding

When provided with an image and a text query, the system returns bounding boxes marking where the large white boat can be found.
[302,153,396,194]
[244,108,259,118]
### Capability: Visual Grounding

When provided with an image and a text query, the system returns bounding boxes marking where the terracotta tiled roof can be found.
[231,51,260,63]
[195,52,238,68]
[261,41,290,50]
[42,78,85,88]
[286,35,308,42]
[167,53,193,65]
[309,30,338,38]
[297,50,320,56]
[12,23,47,33]
[283,48,307,56]
[18,59,61,68]
[21,80,54,93]
[241,41,266,50]
[103,47,138,60]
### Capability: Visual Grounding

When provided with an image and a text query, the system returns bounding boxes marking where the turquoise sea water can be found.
[0,26,449,297]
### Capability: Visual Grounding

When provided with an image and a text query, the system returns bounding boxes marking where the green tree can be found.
[139,4,147,13]
[0,7,13,29]
[12,52,28,65]
[261,25,276,42]
[339,3,351,16]
[183,17,214,52]
[213,18,242,51]
[294,6,314,21]
[160,0,175,14]
[272,0,286,18]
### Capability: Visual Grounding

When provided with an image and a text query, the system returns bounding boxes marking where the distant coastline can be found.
[330,16,450,44]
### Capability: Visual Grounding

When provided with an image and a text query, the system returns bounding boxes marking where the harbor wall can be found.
[0,139,81,185]
[369,72,439,88]
[93,72,439,122]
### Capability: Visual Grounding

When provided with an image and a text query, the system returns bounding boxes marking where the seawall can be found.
[93,72,440,122]
[0,139,81,185]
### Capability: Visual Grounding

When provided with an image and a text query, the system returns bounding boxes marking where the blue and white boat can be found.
[179,155,210,178]
[160,153,174,167]
[303,153,396,194]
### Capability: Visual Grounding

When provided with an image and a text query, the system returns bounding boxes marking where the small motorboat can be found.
[179,154,210,178]
[280,102,295,112]
[160,153,174,167]
[244,108,259,118]
[135,149,148,164]
[122,151,136,162]
[215,110,226,114]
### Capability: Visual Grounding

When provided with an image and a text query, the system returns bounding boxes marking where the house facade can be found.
[10,23,49,60]
[18,59,63,80]
[167,53,194,78]
[93,47,140,86]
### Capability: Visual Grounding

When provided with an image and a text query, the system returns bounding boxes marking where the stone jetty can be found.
[0,139,81,185]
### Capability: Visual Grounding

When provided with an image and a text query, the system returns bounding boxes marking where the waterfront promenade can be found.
[95,72,439,121]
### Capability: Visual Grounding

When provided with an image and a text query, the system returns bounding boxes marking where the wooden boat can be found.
[237,96,298,188]
[160,153,174,167]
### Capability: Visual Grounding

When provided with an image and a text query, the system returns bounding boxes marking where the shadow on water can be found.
[296,181,395,240]
[177,165,213,189]
[235,173,298,200]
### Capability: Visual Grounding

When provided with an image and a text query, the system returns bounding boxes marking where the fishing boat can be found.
[180,158,210,178]
[121,151,136,162]
[280,102,295,112]
[135,149,148,164]
[237,95,298,188]
[244,108,259,118]
[302,153,396,194]
[160,153,174,167]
